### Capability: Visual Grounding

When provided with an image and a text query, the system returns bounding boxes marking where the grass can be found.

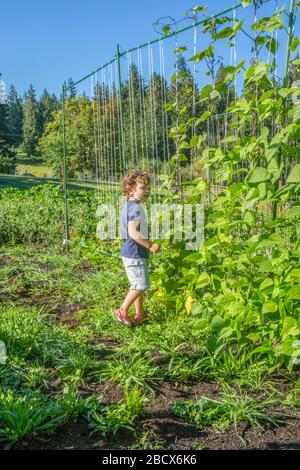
[172,383,289,445]
[16,163,54,178]
[0,174,98,190]
[0,242,299,449]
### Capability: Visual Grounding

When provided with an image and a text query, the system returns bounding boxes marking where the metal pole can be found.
[284,0,297,87]
[116,43,127,174]
[62,82,70,248]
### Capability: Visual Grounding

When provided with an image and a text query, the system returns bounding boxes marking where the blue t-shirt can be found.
[120,200,149,259]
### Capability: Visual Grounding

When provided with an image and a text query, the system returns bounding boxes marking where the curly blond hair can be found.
[121,170,151,197]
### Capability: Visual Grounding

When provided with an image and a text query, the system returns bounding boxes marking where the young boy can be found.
[115,170,160,326]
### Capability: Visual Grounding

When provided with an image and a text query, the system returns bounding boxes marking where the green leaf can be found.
[233,20,244,35]
[206,335,218,353]
[292,103,300,123]
[189,45,214,63]
[248,167,270,183]
[286,268,300,280]
[287,286,300,300]
[243,210,255,228]
[221,135,238,145]
[278,86,300,100]
[190,135,199,147]
[262,300,278,314]
[244,65,255,80]
[222,65,235,74]
[184,252,201,262]
[290,36,299,53]
[219,327,234,340]
[211,315,226,334]
[282,316,300,340]
[210,90,220,100]
[212,27,234,40]
[245,62,269,83]
[259,278,274,291]
[253,11,284,33]
[256,35,268,46]
[287,206,300,219]
[266,37,278,54]
[174,47,187,54]
[196,272,211,288]
[195,111,211,125]
[199,84,213,100]
[287,164,300,183]
[192,6,207,13]
[162,26,171,36]
[242,0,253,7]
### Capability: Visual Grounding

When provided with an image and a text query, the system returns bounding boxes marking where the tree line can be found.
[1,53,298,180]
[0,78,76,173]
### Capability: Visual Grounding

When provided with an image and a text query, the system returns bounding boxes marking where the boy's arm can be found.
[128,220,152,250]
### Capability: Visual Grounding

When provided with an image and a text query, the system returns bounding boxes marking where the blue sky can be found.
[1,0,298,98]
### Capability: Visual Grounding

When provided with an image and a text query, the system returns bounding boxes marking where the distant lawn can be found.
[0,174,99,190]
[16,163,55,178]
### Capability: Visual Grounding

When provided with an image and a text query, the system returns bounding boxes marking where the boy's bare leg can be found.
[134,292,144,317]
[122,290,143,314]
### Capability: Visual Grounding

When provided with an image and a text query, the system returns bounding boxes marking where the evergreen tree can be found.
[22,84,39,158]
[145,72,168,170]
[122,64,146,170]
[6,85,23,147]
[0,75,16,173]
[67,78,77,99]
[38,89,59,138]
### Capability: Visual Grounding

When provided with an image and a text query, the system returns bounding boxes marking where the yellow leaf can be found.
[185,296,193,315]
[155,287,164,297]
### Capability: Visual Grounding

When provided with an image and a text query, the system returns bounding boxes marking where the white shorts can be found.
[121,257,150,291]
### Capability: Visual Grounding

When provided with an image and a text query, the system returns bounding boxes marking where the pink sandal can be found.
[132,312,150,325]
[115,308,131,326]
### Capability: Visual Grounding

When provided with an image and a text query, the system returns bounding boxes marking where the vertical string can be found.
[109,63,117,188]
[175,31,180,195]
[136,47,145,163]
[114,58,122,180]
[191,22,197,186]
[127,51,135,170]
[102,70,110,196]
[161,39,170,178]
[147,42,156,198]
[95,72,104,191]
[159,38,167,180]
[138,47,150,172]
[91,74,100,199]
[150,43,159,195]
[108,67,114,194]
[129,52,138,167]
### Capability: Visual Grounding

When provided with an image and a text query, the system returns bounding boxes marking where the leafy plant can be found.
[89,388,146,437]
[173,384,287,444]
[0,389,66,449]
